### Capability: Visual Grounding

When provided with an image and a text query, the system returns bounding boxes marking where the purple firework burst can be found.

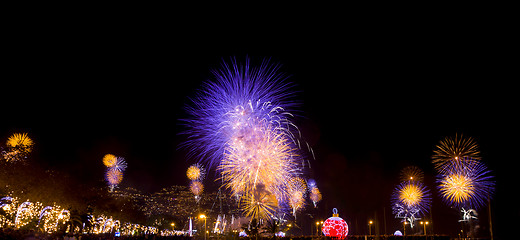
[181,58,301,168]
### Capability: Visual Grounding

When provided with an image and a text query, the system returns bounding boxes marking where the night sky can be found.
[2,15,515,238]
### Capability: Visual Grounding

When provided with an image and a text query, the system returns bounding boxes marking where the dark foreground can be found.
[0,229,469,240]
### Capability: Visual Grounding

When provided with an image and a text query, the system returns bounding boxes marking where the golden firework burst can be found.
[432,134,480,172]
[186,164,205,181]
[239,185,278,221]
[399,183,424,207]
[400,166,424,182]
[218,124,300,200]
[439,173,474,204]
[3,133,34,162]
[103,154,117,167]
[6,133,33,150]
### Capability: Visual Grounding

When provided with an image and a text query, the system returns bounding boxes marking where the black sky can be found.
[2,13,516,237]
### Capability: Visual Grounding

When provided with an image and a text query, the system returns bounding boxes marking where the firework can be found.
[459,208,478,222]
[102,154,127,191]
[182,58,300,167]
[391,181,431,221]
[186,164,205,181]
[309,187,322,207]
[400,166,424,182]
[103,154,117,167]
[392,202,421,228]
[307,179,317,189]
[183,58,311,215]
[287,177,307,217]
[2,133,33,162]
[218,124,302,201]
[190,181,204,197]
[113,157,127,172]
[308,178,322,207]
[6,133,33,149]
[106,168,123,186]
[239,184,278,221]
[432,134,480,172]
[437,158,494,209]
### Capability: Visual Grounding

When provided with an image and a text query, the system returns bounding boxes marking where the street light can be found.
[316,221,323,236]
[171,222,175,231]
[420,221,429,235]
[368,220,373,236]
[199,214,207,240]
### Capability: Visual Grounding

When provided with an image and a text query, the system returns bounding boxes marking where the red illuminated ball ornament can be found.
[322,208,349,239]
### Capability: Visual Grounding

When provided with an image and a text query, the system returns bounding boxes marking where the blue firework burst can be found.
[181,58,300,168]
